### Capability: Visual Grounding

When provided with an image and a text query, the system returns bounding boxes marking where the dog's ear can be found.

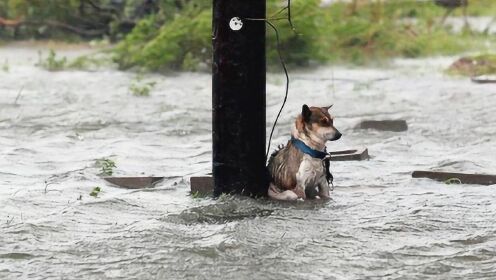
[302,104,311,122]
[324,105,333,111]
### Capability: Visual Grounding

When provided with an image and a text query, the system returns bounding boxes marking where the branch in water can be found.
[0,17,107,37]
[0,17,23,27]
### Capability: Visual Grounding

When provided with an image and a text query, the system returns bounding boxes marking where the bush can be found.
[112,0,496,71]
[113,6,211,71]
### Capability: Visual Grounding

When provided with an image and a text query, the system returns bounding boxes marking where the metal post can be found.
[212,0,267,197]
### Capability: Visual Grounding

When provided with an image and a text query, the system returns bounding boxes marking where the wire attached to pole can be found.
[244,0,295,160]
[287,0,297,34]
[265,21,290,160]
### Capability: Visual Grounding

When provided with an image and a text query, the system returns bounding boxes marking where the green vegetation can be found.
[190,191,201,199]
[444,178,462,185]
[0,0,158,40]
[90,186,102,197]
[35,49,114,71]
[2,0,496,71]
[2,59,9,72]
[129,74,156,96]
[95,158,116,176]
[36,49,67,71]
[112,0,496,71]
[1,0,85,40]
[447,54,496,76]
[68,53,114,71]
[113,9,211,71]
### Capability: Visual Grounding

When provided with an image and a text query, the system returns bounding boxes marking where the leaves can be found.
[90,186,102,197]
[95,158,116,176]
[113,6,211,71]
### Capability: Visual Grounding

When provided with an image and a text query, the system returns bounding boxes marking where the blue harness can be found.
[291,137,328,159]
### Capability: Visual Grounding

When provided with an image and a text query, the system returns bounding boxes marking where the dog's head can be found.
[295,104,342,142]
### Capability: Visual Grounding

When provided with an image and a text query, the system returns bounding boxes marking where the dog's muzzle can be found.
[331,131,342,141]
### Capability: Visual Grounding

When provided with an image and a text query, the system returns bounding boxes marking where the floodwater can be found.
[1,43,496,280]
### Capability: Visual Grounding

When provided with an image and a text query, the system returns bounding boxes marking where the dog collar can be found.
[291,137,328,159]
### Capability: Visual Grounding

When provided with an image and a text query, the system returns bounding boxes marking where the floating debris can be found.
[471,75,496,84]
[358,120,408,132]
[412,171,496,185]
[103,177,164,189]
[90,187,101,197]
[330,148,370,161]
[190,176,213,195]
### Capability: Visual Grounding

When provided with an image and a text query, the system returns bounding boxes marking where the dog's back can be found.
[267,141,303,192]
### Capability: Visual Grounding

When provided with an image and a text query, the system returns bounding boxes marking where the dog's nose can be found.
[333,131,342,141]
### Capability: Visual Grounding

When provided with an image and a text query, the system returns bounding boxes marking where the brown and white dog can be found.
[267,104,342,201]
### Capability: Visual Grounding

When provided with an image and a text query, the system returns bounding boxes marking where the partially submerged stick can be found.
[412,171,496,186]
[471,75,496,84]
[14,86,24,105]
[103,177,164,189]
[330,148,369,161]
[358,120,408,132]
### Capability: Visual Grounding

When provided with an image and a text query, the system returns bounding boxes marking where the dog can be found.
[267,104,342,201]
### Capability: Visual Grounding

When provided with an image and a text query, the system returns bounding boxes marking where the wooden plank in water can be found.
[103,177,164,189]
[330,148,369,161]
[191,176,214,195]
[358,120,408,132]
[471,75,496,84]
[412,171,496,186]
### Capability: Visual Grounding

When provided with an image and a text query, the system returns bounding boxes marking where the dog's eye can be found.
[320,118,329,125]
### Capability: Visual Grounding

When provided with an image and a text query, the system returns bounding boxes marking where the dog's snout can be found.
[332,131,342,141]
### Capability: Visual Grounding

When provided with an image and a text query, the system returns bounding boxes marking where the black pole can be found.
[212,0,267,197]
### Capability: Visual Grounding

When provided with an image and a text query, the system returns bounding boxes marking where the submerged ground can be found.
[1,43,496,279]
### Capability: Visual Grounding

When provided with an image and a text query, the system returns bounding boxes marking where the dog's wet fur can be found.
[267,104,342,201]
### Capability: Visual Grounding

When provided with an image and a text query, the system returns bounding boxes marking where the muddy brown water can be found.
[1,44,496,279]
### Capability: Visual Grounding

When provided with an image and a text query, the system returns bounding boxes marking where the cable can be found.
[265,20,290,160]
[287,0,297,34]
[244,0,294,160]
